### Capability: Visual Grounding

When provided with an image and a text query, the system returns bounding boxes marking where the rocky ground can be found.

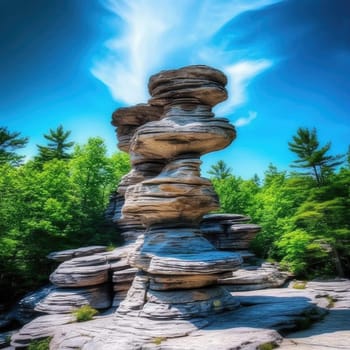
[279,280,350,350]
[3,278,349,349]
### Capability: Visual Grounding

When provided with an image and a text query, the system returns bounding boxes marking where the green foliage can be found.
[259,343,278,350]
[0,126,28,165]
[213,148,349,279]
[292,281,307,289]
[36,125,74,163]
[276,230,312,275]
[28,337,52,350]
[326,295,336,308]
[208,160,232,179]
[152,337,167,345]
[73,305,99,322]
[288,127,344,185]
[0,133,130,306]
[212,174,259,215]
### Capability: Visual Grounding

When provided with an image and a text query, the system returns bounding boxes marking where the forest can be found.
[0,125,349,309]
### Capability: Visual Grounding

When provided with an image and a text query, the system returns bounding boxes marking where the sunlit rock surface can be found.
[34,284,111,314]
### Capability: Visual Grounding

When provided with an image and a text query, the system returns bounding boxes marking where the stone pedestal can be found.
[114,65,242,324]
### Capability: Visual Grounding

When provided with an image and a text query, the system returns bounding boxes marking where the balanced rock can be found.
[115,65,242,327]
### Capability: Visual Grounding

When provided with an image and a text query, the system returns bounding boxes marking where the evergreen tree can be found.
[208,160,232,179]
[288,127,344,185]
[36,125,74,162]
[0,126,28,165]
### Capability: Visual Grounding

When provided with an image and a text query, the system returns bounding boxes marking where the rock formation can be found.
[114,65,242,326]
[108,104,164,244]
[9,65,297,349]
[200,213,291,290]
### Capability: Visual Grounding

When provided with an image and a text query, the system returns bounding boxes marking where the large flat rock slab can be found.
[279,279,350,350]
[46,285,328,350]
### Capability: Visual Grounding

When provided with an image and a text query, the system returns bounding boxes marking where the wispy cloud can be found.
[93,0,280,111]
[234,111,257,127]
[216,60,272,115]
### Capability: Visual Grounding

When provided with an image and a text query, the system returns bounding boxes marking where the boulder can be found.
[34,284,111,314]
[49,254,109,287]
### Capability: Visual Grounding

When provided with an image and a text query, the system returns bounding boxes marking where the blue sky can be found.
[0,0,349,178]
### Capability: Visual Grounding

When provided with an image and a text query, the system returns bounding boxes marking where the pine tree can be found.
[36,125,74,162]
[208,160,232,179]
[288,127,344,185]
[0,126,28,165]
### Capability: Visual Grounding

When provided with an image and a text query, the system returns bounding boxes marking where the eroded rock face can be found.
[109,104,165,245]
[49,254,110,287]
[34,284,111,314]
[112,65,242,324]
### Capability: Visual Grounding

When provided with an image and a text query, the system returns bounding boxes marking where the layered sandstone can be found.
[111,65,242,326]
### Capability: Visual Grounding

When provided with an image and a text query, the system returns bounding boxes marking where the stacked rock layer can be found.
[113,65,242,322]
[107,104,164,243]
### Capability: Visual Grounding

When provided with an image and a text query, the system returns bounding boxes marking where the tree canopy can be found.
[36,125,74,162]
[288,127,344,185]
[0,126,28,165]
[208,160,232,179]
[0,131,130,307]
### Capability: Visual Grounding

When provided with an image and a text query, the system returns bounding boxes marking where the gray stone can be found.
[34,284,111,314]
[219,263,291,291]
[11,314,75,348]
[47,246,107,262]
[48,283,332,350]
[279,279,350,350]
[49,254,110,287]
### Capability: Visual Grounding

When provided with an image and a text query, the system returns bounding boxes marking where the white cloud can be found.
[216,60,272,115]
[93,0,281,105]
[234,111,257,127]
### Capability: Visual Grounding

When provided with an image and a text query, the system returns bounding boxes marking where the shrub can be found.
[292,280,307,289]
[259,342,278,350]
[28,337,52,350]
[73,305,98,322]
[152,337,167,345]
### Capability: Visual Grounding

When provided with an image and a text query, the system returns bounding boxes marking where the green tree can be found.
[70,138,129,243]
[36,125,74,162]
[0,136,132,307]
[0,126,28,165]
[208,160,232,179]
[288,127,344,185]
[212,174,259,215]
